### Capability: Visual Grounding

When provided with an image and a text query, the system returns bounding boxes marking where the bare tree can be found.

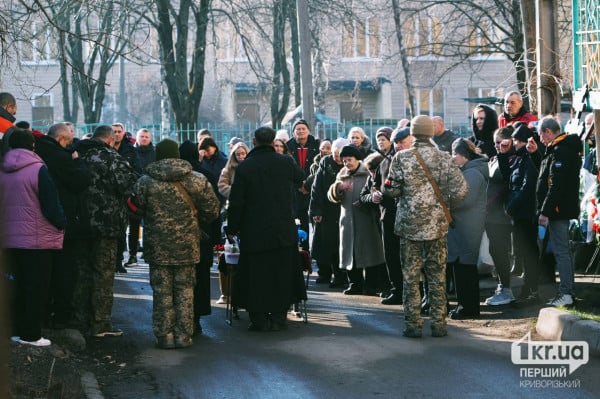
[385,0,571,110]
[143,0,210,132]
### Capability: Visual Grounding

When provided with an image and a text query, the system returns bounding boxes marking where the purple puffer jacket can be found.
[0,149,64,249]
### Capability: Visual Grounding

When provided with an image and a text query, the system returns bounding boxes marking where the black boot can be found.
[451,264,480,318]
[381,288,403,305]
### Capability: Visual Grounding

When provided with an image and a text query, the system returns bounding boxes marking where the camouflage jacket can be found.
[132,158,219,266]
[76,138,138,238]
[383,140,468,240]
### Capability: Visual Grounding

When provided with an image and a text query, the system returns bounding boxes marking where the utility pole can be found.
[536,0,560,115]
[520,0,537,111]
[296,0,315,136]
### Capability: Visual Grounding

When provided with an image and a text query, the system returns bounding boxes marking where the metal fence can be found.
[34,118,471,150]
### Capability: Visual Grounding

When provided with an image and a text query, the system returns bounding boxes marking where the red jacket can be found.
[0,116,14,134]
[498,110,538,129]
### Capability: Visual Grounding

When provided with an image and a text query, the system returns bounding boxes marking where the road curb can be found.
[81,371,104,399]
[536,307,600,354]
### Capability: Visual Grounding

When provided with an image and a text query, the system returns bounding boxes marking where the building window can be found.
[20,23,58,64]
[467,19,494,56]
[342,16,381,59]
[403,15,443,57]
[236,103,259,123]
[31,94,54,126]
[340,101,363,122]
[406,89,444,117]
[217,21,247,62]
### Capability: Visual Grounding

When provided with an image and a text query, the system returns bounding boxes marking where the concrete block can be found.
[536,307,580,341]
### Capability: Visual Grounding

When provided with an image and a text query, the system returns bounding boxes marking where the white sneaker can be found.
[17,337,51,347]
[216,295,228,304]
[546,293,574,307]
[485,285,515,306]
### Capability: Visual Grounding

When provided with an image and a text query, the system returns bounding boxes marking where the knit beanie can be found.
[511,122,534,142]
[375,126,393,141]
[339,145,363,160]
[292,119,310,132]
[410,115,434,137]
[155,139,180,161]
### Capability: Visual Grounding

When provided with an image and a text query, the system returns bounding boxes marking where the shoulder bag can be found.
[411,148,454,225]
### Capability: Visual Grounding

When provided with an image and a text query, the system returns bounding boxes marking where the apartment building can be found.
[0,3,523,137]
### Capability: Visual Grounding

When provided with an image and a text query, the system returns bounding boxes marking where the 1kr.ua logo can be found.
[511,332,589,375]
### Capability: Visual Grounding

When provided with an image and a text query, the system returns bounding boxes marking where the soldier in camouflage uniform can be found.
[73,125,138,337]
[383,116,467,338]
[129,139,219,348]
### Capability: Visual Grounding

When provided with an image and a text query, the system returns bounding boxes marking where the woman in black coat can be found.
[309,138,350,287]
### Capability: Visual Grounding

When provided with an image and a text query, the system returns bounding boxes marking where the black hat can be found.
[339,145,363,160]
[155,139,180,161]
[512,122,533,142]
[392,127,410,143]
[292,119,310,131]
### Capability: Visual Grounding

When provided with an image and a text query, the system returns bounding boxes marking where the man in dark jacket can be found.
[432,116,458,154]
[536,116,582,307]
[286,119,320,250]
[112,123,139,272]
[227,127,305,332]
[73,125,138,337]
[35,122,92,327]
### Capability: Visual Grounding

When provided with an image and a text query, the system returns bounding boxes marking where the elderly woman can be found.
[309,138,350,287]
[327,145,385,295]
[448,138,489,319]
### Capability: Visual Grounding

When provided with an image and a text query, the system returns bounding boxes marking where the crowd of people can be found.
[0,87,590,347]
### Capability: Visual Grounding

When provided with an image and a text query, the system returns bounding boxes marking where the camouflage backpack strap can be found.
[411,148,453,225]
[172,181,198,218]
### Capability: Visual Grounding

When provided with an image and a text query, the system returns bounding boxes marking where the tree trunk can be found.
[270,0,291,129]
[391,0,415,118]
[154,0,209,135]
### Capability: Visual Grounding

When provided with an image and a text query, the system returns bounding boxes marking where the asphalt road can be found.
[109,261,600,399]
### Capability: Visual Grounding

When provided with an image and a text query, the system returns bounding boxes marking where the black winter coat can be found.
[117,139,139,172]
[470,103,498,158]
[309,154,342,264]
[536,133,582,220]
[499,146,538,222]
[35,135,93,238]
[227,145,304,251]
[135,143,156,173]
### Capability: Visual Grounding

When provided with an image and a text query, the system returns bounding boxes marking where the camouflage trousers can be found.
[72,238,118,335]
[400,237,447,334]
[149,264,196,341]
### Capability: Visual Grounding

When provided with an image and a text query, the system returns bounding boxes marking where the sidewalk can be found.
[535,274,600,355]
[479,270,600,354]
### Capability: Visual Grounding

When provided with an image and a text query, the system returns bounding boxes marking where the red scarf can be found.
[297,147,308,169]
